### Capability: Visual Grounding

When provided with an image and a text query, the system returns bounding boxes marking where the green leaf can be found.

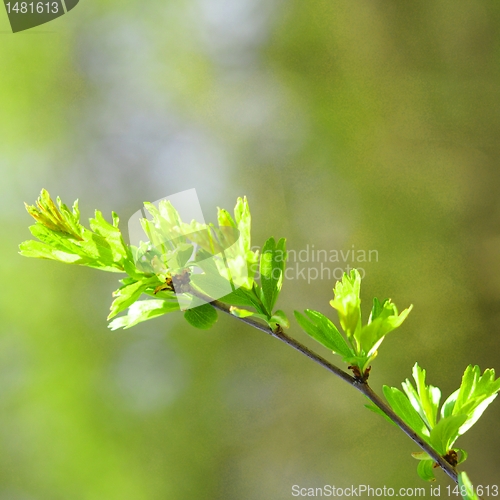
[143,199,185,245]
[259,237,286,314]
[382,386,430,441]
[108,276,163,320]
[230,306,269,324]
[455,365,477,411]
[329,269,362,339]
[294,310,353,358]
[455,448,468,464]
[184,303,218,329]
[357,300,413,356]
[459,394,498,435]
[428,414,467,455]
[233,196,258,285]
[219,286,265,311]
[440,389,459,419]
[21,190,136,273]
[89,210,130,265]
[217,207,236,229]
[369,297,385,321]
[230,307,258,319]
[108,299,179,330]
[229,307,288,330]
[451,365,500,436]
[24,189,83,239]
[408,363,441,429]
[417,459,436,482]
[215,197,258,289]
[458,472,479,500]
[19,239,83,265]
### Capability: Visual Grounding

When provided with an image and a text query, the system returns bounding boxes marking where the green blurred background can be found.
[1,1,500,498]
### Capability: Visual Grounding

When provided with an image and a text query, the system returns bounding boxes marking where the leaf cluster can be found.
[20,190,289,331]
[295,269,412,376]
[370,363,500,481]
[20,189,137,275]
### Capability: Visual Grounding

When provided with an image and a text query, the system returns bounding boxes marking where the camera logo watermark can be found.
[3,0,80,33]
[127,189,246,311]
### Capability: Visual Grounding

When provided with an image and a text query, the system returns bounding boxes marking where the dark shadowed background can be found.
[1,1,499,498]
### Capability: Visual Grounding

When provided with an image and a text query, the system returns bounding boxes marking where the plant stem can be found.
[190,288,459,484]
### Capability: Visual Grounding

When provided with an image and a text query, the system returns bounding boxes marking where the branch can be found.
[190,288,459,484]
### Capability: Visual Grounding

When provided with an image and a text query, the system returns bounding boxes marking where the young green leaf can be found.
[108,276,164,320]
[108,299,180,330]
[21,190,137,274]
[329,269,362,339]
[411,451,432,461]
[230,307,289,330]
[357,300,413,357]
[184,304,218,329]
[416,459,436,482]
[259,237,286,315]
[456,448,468,465]
[230,306,267,322]
[231,196,259,288]
[440,389,459,420]
[142,199,185,246]
[19,239,83,265]
[382,386,430,441]
[441,365,500,436]
[428,414,467,455]
[220,286,266,312]
[294,310,353,358]
[423,365,500,440]
[89,210,131,265]
[401,363,441,430]
[24,189,83,240]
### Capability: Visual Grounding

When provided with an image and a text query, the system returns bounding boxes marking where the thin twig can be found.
[189,287,459,484]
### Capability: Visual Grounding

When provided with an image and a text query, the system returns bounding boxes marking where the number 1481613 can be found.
[5,2,59,14]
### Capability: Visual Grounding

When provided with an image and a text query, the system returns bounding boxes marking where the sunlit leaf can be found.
[401,363,441,430]
[416,459,436,482]
[382,386,430,441]
[452,365,500,435]
[357,300,413,357]
[428,414,467,455]
[259,237,286,315]
[329,269,362,339]
[21,190,137,273]
[108,299,179,330]
[108,276,164,320]
[294,310,353,358]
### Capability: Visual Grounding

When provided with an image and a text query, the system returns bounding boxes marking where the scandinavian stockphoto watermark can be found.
[127,189,378,310]
[2,0,80,33]
[250,243,378,284]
